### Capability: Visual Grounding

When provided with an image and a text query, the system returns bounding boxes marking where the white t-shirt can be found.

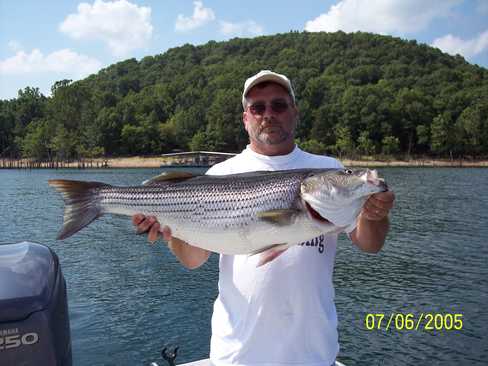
[206,145,344,366]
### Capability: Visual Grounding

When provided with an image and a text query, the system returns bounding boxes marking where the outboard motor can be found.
[0,242,72,366]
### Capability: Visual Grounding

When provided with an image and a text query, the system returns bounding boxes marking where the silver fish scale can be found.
[98,171,309,229]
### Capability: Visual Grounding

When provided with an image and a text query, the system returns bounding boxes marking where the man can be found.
[133,70,395,365]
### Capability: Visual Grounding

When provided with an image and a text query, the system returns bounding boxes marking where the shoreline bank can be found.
[2,156,488,169]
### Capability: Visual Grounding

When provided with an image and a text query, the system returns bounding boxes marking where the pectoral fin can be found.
[250,243,290,267]
[256,209,299,226]
[258,244,289,267]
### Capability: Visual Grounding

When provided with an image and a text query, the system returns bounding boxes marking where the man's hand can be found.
[351,190,395,253]
[361,191,395,221]
[131,214,210,269]
[132,214,171,244]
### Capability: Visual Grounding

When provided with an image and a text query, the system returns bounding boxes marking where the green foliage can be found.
[50,125,79,160]
[357,131,375,155]
[382,136,400,155]
[20,119,52,160]
[1,31,487,160]
[204,88,245,151]
[167,107,205,149]
[296,139,327,155]
[416,125,430,147]
[159,122,178,152]
[334,125,355,158]
[455,103,488,155]
[189,131,211,151]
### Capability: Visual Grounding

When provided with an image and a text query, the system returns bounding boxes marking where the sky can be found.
[1,0,487,100]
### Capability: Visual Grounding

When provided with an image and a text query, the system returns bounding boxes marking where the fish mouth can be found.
[366,170,388,191]
[304,201,331,224]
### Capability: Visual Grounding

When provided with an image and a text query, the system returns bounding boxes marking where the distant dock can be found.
[159,151,236,167]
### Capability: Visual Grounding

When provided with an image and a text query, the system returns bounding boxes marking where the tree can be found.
[204,89,244,152]
[391,88,433,156]
[416,125,430,152]
[20,119,53,160]
[159,122,177,152]
[50,125,79,160]
[167,107,205,149]
[357,131,375,155]
[334,125,355,158]
[429,112,466,158]
[296,139,326,155]
[381,136,400,155]
[15,87,46,128]
[0,100,16,156]
[49,80,92,133]
[121,124,145,155]
[455,103,488,155]
[96,107,124,155]
[189,131,211,151]
[9,87,47,157]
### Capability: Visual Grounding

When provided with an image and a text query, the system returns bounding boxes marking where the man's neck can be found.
[248,142,296,156]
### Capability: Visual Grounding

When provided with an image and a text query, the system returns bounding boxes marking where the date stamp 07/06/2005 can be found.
[364,313,463,332]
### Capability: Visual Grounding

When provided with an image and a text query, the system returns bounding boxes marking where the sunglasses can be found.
[248,99,290,115]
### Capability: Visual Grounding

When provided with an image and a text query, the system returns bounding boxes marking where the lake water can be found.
[0,167,487,366]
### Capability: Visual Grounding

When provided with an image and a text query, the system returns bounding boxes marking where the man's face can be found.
[243,83,298,150]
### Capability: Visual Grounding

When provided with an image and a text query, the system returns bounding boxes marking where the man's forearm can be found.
[350,215,389,253]
[168,238,211,269]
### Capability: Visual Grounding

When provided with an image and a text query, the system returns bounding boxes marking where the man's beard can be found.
[256,125,290,145]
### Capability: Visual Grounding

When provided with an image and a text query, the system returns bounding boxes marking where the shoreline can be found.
[2,156,488,168]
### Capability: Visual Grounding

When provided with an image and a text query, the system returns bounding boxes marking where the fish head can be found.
[300,168,388,229]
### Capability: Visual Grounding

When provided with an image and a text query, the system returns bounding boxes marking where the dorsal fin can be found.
[142,171,197,185]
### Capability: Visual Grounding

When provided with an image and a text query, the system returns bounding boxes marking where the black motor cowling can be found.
[0,242,72,366]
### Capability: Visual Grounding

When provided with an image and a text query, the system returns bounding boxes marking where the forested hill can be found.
[1,31,487,161]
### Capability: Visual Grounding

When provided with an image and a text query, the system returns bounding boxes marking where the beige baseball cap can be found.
[242,70,295,108]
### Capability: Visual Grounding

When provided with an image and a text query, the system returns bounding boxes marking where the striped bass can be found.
[49,168,387,260]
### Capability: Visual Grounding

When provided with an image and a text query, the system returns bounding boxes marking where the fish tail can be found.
[48,179,110,240]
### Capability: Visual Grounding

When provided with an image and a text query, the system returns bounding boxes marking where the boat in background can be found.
[160,151,236,168]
